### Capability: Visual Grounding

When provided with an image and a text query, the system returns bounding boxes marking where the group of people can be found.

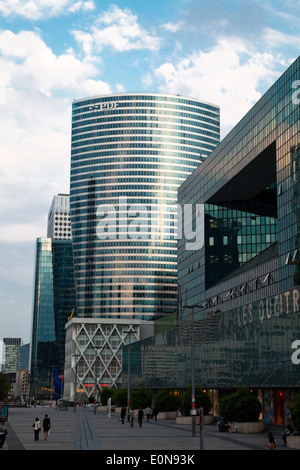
[267,422,294,450]
[120,406,159,427]
[0,407,296,449]
[32,414,51,442]
[0,414,51,448]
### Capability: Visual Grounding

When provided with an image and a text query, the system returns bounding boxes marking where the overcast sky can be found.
[0,0,299,346]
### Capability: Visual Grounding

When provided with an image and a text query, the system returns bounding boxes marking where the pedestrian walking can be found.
[138,407,144,427]
[32,417,41,441]
[130,409,135,427]
[0,421,7,448]
[43,414,51,441]
[145,406,151,422]
[120,406,126,424]
[153,407,158,422]
[268,431,277,450]
[282,422,294,446]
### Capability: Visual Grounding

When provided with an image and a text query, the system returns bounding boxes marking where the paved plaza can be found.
[1,404,297,456]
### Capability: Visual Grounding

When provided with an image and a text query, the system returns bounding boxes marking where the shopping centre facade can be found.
[123,57,300,425]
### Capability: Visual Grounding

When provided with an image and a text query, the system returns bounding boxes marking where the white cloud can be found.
[68,0,95,13]
[72,5,161,55]
[155,36,285,136]
[161,21,183,33]
[142,72,153,87]
[0,30,111,97]
[0,0,95,19]
[263,27,300,49]
[0,29,111,244]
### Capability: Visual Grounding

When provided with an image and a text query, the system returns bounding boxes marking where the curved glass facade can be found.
[30,238,76,400]
[70,93,219,319]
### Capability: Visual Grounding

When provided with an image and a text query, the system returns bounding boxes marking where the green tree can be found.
[180,387,212,416]
[112,388,127,407]
[289,394,300,432]
[0,373,11,401]
[219,388,261,422]
[130,387,152,410]
[153,389,179,412]
[99,387,114,405]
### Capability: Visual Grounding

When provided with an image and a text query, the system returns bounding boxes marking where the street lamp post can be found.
[184,304,204,440]
[93,348,100,415]
[60,360,67,401]
[124,329,137,422]
[72,352,80,413]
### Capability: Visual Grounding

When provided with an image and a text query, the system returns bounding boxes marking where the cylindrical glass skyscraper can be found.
[70,93,219,319]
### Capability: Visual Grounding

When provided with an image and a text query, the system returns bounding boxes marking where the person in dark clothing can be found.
[282,423,294,446]
[120,406,126,424]
[218,416,229,432]
[43,414,51,441]
[138,407,144,427]
[268,432,277,450]
[0,421,7,448]
[153,407,158,422]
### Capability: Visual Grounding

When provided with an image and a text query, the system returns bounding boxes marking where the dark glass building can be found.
[30,238,76,400]
[123,57,300,425]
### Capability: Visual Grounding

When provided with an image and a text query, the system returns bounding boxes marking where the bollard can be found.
[200,407,204,450]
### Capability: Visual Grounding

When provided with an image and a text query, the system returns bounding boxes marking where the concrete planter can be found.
[112,407,121,413]
[176,415,214,425]
[230,420,265,433]
[158,411,178,420]
[287,435,300,449]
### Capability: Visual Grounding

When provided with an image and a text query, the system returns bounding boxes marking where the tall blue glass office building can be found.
[30,238,76,400]
[70,93,220,320]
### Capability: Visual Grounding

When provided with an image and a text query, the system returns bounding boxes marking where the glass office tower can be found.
[30,238,76,400]
[2,338,21,374]
[70,93,220,319]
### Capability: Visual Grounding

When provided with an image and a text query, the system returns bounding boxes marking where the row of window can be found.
[72,239,177,248]
[77,303,176,311]
[72,102,220,121]
[70,169,195,181]
[208,234,277,246]
[70,156,203,172]
[71,141,217,156]
[77,262,176,270]
[75,273,177,283]
[72,93,219,113]
[70,179,184,191]
[70,189,178,199]
[71,125,218,140]
[82,292,177,299]
[72,113,220,131]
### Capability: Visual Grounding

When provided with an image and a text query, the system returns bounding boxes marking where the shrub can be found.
[180,387,212,416]
[0,373,11,401]
[219,388,261,422]
[130,387,152,410]
[289,394,300,433]
[100,387,114,405]
[153,389,179,412]
[112,388,127,407]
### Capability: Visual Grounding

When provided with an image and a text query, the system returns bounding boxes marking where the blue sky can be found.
[0,0,299,348]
